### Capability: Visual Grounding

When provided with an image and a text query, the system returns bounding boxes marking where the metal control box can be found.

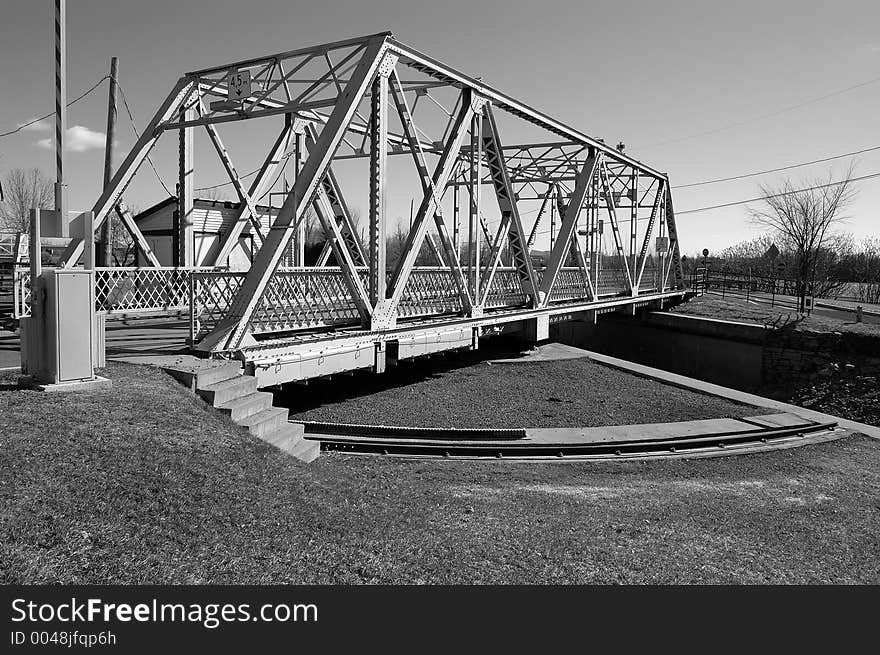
[23,269,98,384]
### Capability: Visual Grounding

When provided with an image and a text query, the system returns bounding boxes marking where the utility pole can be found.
[100,57,119,266]
[54,0,68,236]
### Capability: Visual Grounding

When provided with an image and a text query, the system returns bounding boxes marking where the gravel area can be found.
[277,349,757,428]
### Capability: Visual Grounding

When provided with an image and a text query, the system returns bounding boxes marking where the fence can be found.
[11,261,673,341]
[189,264,669,343]
[691,268,815,310]
[12,266,217,320]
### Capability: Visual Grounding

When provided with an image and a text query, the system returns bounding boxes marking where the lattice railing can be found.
[190,271,245,341]
[191,268,364,340]
[543,267,591,303]
[95,267,207,314]
[484,268,528,309]
[637,257,661,293]
[252,268,362,334]
[12,267,215,319]
[595,266,630,297]
[397,268,462,318]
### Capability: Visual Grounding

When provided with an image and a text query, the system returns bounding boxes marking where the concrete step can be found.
[260,422,302,450]
[239,406,289,437]
[288,438,321,463]
[198,375,259,406]
[217,391,274,422]
[163,362,242,392]
[260,424,319,462]
[195,362,243,390]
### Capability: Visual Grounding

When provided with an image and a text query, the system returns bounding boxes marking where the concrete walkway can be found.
[0,328,20,370]
[580,348,880,440]
[0,317,191,372]
[487,342,591,364]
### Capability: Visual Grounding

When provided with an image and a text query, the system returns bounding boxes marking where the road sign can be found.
[655,236,669,253]
[702,248,709,257]
[226,69,252,101]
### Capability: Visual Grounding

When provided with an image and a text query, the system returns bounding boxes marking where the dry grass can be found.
[672,295,880,336]
[1,363,878,584]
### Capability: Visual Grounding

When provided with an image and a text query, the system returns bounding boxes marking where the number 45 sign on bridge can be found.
[226,69,252,101]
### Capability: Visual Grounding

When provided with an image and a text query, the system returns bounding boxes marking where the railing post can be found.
[189,272,197,344]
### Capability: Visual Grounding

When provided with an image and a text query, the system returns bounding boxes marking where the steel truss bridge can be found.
[50,32,686,386]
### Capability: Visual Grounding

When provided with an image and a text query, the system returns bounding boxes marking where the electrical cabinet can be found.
[22,269,102,384]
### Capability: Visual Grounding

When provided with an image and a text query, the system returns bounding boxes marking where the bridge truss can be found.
[60,32,686,385]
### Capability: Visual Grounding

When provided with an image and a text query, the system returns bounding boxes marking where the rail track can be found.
[301,419,845,462]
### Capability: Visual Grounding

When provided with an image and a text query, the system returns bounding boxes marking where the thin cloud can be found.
[36,125,107,152]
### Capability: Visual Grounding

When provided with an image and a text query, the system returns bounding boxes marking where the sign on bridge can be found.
[226,69,252,101]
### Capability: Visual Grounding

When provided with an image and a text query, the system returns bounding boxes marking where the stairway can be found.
[166,362,319,463]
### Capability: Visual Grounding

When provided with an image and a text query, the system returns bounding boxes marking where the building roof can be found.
[133,196,278,222]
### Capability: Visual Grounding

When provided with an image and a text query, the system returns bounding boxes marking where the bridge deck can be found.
[237,288,686,387]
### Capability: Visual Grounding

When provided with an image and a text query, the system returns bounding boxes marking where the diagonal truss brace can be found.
[211,118,299,266]
[198,36,388,352]
[61,78,196,267]
[388,68,472,313]
[527,185,555,248]
[116,201,161,267]
[664,181,684,289]
[385,89,477,317]
[599,160,635,295]
[538,150,598,306]
[199,101,266,247]
[555,185,595,300]
[477,105,540,308]
[634,180,665,291]
[309,129,368,267]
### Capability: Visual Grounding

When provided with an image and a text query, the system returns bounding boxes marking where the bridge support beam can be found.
[369,64,393,330]
[522,314,550,343]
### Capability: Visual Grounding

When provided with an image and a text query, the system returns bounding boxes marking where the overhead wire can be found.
[116,79,175,197]
[675,171,880,215]
[673,144,880,188]
[645,73,880,148]
[0,75,109,138]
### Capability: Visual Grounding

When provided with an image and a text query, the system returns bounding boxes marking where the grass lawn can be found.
[671,295,880,336]
[278,350,755,428]
[1,363,878,584]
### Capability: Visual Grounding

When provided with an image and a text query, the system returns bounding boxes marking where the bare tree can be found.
[0,168,54,233]
[750,166,857,310]
[848,236,880,304]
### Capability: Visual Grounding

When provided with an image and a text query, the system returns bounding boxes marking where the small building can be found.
[133,197,293,270]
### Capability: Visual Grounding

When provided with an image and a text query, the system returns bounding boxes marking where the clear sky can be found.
[1,0,878,255]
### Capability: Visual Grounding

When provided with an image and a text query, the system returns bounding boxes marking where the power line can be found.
[194,150,297,194]
[0,75,109,138]
[676,171,880,215]
[257,153,293,202]
[673,145,880,188]
[116,80,174,197]
[522,170,880,237]
[646,73,880,148]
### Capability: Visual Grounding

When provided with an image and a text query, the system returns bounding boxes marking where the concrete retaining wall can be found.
[550,311,880,397]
